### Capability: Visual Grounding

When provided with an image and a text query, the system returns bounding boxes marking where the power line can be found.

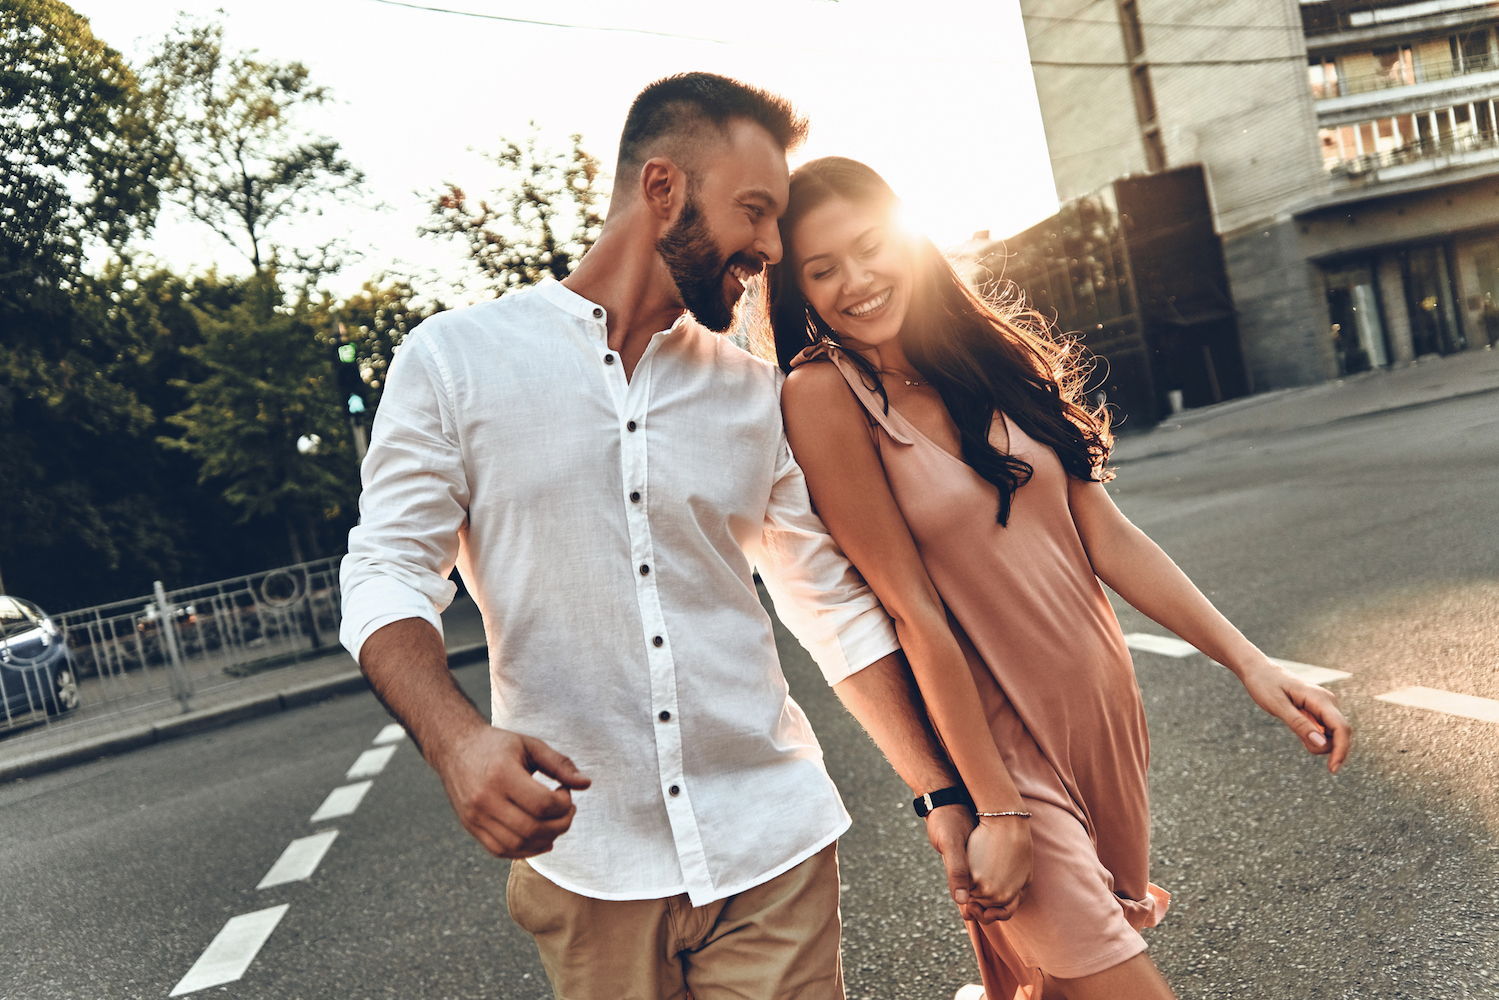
[1023,10,1304,32]
[359,0,730,44]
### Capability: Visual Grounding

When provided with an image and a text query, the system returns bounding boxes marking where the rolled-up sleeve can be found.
[751,432,899,686]
[339,325,470,662]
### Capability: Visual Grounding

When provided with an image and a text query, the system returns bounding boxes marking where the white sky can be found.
[72,0,1059,300]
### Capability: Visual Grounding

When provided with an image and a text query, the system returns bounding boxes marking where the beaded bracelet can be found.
[975,810,1032,819]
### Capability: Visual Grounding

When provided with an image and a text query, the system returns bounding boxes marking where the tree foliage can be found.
[423,125,605,296]
[140,18,364,276]
[163,275,356,547]
[334,277,439,409]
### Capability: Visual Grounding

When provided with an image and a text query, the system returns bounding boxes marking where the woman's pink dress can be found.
[794,344,1169,999]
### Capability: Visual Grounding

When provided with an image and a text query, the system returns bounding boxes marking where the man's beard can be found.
[656,194,743,333]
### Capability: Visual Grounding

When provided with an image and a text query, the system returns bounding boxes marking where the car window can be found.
[0,598,34,640]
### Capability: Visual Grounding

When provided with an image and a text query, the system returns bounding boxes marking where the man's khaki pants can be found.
[506,843,845,1000]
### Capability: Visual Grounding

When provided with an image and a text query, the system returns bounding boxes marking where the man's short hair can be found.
[616,72,807,180]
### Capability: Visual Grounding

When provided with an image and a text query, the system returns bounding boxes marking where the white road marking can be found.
[1124,633,1197,658]
[256,830,340,891]
[1375,686,1499,724]
[310,781,373,824]
[169,904,290,996]
[1268,657,1352,686]
[373,723,406,745]
[346,744,398,780]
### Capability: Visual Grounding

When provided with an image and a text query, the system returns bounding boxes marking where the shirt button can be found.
[592,307,603,319]
[668,784,681,796]
[629,491,641,503]
[658,710,672,722]
[626,420,638,432]
[639,564,651,576]
[652,635,664,647]
[604,353,616,365]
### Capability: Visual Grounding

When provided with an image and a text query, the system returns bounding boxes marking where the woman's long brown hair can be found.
[764,156,1113,525]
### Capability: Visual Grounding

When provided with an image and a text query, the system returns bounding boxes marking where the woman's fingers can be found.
[1297,689,1353,774]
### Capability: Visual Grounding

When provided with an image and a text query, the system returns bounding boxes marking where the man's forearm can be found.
[832,650,959,795]
[358,617,489,766]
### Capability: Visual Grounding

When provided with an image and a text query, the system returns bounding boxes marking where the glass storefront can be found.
[1401,245,1467,356]
[1470,242,1499,347]
[1323,263,1390,373]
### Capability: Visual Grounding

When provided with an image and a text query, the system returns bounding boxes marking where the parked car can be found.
[0,596,80,729]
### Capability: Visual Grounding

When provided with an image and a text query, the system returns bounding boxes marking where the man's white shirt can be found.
[340,280,897,906]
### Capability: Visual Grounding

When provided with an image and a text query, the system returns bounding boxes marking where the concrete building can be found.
[1013,0,1499,394]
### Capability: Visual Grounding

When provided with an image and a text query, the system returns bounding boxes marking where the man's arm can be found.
[342,327,588,858]
[834,650,1007,922]
[359,617,589,858]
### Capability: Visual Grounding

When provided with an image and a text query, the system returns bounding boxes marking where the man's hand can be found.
[924,805,1012,924]
[431,724,592,858]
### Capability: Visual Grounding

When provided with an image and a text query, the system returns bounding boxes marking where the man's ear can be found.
[640,157,681,222]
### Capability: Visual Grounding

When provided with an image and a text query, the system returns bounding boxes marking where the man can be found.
[340,73,992,999]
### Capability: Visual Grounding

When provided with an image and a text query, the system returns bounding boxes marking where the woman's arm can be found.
[1067,476,1352,773]
[783,364,1032,912]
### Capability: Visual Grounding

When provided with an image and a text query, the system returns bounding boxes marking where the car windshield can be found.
[0,599,39,640]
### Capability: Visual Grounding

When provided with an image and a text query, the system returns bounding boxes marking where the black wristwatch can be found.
[912,785,974,818]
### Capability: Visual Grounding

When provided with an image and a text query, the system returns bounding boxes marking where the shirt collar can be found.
[535,279,693,341]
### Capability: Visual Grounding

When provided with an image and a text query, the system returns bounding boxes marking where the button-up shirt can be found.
[340,280,898,905]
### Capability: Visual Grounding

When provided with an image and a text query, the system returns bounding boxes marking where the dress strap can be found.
[788,340,914,446]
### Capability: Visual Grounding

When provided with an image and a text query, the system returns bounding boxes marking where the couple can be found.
[339,73,1351,1000]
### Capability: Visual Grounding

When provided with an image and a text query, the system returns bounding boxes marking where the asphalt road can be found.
[1,388,1495,1000]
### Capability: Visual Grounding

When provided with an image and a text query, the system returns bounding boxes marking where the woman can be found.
[764,157,1351,1000]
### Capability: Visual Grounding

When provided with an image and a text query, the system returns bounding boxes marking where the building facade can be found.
[1016,0,1499,394]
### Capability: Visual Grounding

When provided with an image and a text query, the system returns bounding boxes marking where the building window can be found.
[1119,0,1144,60]
[1132,64,1157,125]
[1308,58,1340,98]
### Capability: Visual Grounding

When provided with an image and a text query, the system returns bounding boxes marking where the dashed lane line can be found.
[256,830,340,891]
[1375,686,1499,725]
[346,744,399,780]
[1123,633,1197,658]
[169,904,289,996]
[310,780,373,824]
[373,723,406,745]
[1267,657,1352,686]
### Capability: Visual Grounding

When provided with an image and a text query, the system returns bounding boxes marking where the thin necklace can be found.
[878,368,926,387]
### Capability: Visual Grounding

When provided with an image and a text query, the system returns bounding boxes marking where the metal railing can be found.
[1330,127,1499,178]
[1315,52,1499,98]
[3,556,345,733]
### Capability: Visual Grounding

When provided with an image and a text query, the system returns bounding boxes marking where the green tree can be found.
[163,274,356,565]
[140,17,363,277]
[0,0,167,603]
[423,125,605,297]
[334,277,440,410]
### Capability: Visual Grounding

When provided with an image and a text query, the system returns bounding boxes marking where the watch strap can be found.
[912,785,973,818]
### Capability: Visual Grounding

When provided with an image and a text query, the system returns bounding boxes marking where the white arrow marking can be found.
[1267,657,1352,686]
[373,723,406,745]
[1123,633,1197,658]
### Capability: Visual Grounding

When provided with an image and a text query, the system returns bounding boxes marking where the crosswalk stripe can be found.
[1268,657,1352,686]
[373,723,405,745]
[1375,686,1499,724]
[1124,633,1197,658]
[310,781,373,824]
[346,745,398,781]
[256,831,340,891]
[169,904,289,996]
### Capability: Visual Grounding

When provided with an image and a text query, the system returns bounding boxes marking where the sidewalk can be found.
[1113,345,1499,463]
[0,596,487,784]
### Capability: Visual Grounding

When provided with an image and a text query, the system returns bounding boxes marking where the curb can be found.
[0,643,490,785]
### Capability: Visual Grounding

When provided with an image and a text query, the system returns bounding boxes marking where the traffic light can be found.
[332,342,368,415]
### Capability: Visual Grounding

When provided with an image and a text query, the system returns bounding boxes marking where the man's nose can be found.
[756,225,783,266]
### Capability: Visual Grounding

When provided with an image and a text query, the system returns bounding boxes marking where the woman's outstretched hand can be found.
[1237,659,1353,773]
[965,815,1034,922]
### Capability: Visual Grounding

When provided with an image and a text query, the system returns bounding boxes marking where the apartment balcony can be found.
[1303,0,1497,48]
[1330,128,1499,187]
[1316,61,1499,118]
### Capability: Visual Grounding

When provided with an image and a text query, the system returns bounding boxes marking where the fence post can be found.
[153,580,194,712]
